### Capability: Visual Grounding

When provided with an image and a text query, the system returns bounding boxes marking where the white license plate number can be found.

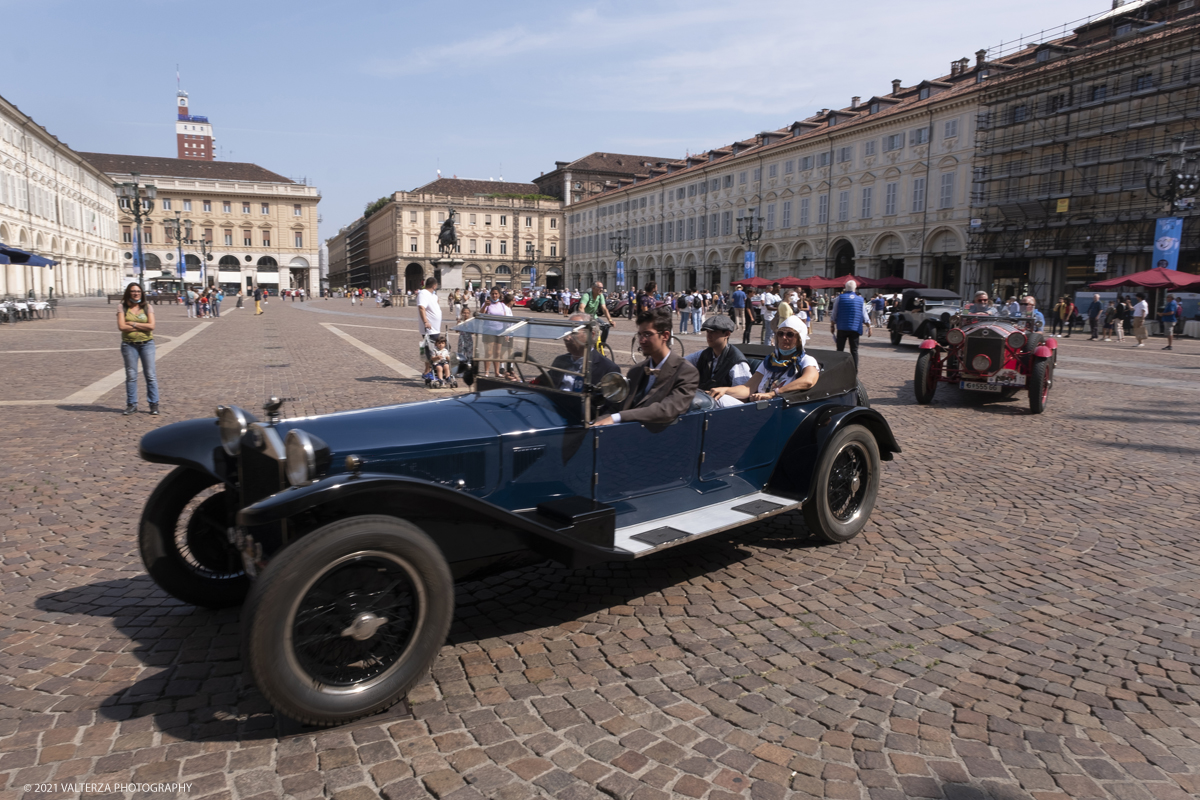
[961,381,1002,392]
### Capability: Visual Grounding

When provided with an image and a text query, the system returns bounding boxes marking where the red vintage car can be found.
[913,312,1057,414]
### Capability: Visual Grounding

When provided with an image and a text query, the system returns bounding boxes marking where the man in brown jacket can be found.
[594,307,698,431]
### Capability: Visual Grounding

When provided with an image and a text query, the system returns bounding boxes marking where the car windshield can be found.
[455,313,610,418]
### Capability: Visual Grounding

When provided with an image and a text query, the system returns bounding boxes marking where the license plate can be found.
[961,381,1002,392]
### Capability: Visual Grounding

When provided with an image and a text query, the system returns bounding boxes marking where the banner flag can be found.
[744,251,756,280]
[1154,217,1182,271]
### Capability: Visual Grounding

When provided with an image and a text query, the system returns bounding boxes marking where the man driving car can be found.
[594,307,699,430]
[542,313,621,392]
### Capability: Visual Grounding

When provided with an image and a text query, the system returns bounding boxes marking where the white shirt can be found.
[760,292,781,321]
[417,289,442,335]
[1133,300,1149,319]
[755,353,819,393]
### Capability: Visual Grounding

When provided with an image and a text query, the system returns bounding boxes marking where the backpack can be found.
[678,295,689,310]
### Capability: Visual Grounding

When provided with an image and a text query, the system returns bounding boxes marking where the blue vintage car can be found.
[137,314,899,726]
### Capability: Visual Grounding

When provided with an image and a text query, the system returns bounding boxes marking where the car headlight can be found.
[218,406,250,456]
[1006,331,1026,349]
[285,429,330,487]
[946,328,965,345]
[971,354,992,372]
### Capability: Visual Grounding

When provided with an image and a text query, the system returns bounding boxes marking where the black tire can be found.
[139,466,248,609]
[242,515,453,727]
[803,425,881,543]
[1027,357,1051,414]
[890,329,903,346]
[856,380,871,408]
[913,350,940,405]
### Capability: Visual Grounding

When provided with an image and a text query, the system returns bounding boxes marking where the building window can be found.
[143,227,152,244]
[122,225,131,243]
[785,160,794,174]
[224,230,233,245]
[484,215,492,225]
[294,233,303,248]
[243,231,252,246]
[837,191,849,222]
[885,182,898,216]
[1012,105,1029,123]
[499,215,507,226]
[817,152,830,167]
[183,199,192,211]
[687,217,695,239]
[861,186,873,219]
[864,140,876,157]
[766,204,776,230]
[223,201,231,213]
[549,244,557,257]
[944,119,959,138]
[800,197,810,227]
[411,210,418,223]
[203,228,212,242]
[525,216,532,227]
[911,128,929,145]
[723,175,733,188]
[666,220,674,244]
[885,134,903,152]
[818,194,829,224]
[1136,73,1155,91]
[837,146,853,163]
[261,203,269,214]
[469,239,477,253]
[753,167,762,182]
[782,200,792,228]
[243,202,251,214]
[410,237,418,252]
[1091,84,1108,102]
[738,171,747,185]
[468,213,476,225]
[912,177,927,212]
[262,232,271,247]
[293,204,301,216]
[161,198,172,211]
[549,218,557,229]
[485,241,492,254]
[919,87,931,100]
[768,164,778,178]
[939,172,955,208]
[698,215,706,238]
[722,211,732,235]
[202,200,211,212]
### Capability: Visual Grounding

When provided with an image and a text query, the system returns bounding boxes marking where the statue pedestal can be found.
[433,258,464,266]
[432,258,465,291]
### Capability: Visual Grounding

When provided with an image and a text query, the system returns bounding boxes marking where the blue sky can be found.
[5,0,1107,241]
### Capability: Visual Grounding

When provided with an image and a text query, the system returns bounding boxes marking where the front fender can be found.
[236,473,627,569]
[139,418,229,482]
[919,339,940,350]
[765,406,900,501]
[1034,345,1053,358]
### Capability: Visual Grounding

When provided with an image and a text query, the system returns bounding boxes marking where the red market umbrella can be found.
[729,276,772,288]
[1089,266,1200,290]
[807,274,869,289]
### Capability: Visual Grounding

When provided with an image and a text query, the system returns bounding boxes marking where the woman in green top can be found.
[117,283,160,416]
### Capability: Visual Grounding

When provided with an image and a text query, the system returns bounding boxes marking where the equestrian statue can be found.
[437,208,458,259]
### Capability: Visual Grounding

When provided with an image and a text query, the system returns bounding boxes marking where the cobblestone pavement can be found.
[0,298,1197,800]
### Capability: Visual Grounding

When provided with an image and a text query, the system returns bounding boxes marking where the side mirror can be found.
[599,372,629,404]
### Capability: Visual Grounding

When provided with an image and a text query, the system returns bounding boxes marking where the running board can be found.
[614,491,803,557]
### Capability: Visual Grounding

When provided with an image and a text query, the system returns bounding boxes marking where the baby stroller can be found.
[381,297,392,308]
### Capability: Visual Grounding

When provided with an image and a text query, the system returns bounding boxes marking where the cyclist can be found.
[580,281,615,353]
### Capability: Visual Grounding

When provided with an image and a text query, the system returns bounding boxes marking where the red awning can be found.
[1089,266,1200,290]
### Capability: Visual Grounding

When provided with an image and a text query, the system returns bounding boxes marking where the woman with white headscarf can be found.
[709,316,819,403]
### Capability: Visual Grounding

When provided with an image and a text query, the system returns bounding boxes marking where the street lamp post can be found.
[113,173,157,286]
[183,227,214,288]
[608,232,628,292]
[525,244,541,291]
[737,208,764,279]
[163,211,190,290]
[1145,137,1200,210]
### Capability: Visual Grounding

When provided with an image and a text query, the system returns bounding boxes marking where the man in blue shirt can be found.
[1162,294,1180,350]
[731,284,747,330]
[829,280,871,368]
[1022,296,1045,331]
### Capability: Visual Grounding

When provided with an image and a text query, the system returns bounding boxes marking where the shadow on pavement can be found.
[55,404,129,413]
[32,516,817,741]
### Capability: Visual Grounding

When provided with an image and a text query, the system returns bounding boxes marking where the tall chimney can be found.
[851,96,860,109]
[976,49,987,66]
[950,61,959,76]
[891,79,901,94]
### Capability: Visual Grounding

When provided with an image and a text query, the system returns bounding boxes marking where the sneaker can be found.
[149,404,160,415]
[122,404,137,416]
[1104,338,1111,342]
[1136,343,1145,347]
[1163,345,1173,350]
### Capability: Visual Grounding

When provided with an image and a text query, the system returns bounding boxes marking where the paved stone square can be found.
[0,298,1197,800]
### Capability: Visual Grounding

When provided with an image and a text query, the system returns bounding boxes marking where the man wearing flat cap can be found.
[685,315,751,407]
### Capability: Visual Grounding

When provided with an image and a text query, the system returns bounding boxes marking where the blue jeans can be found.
[692,308,702,331]
[679,312,690,333]
[122,340,159,405]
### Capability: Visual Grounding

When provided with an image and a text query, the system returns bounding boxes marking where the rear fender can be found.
[139,418,233,483]
[1033,345,1053,358]
[919,339,940,350]
[765,406,901,501]
[235,473,626,571]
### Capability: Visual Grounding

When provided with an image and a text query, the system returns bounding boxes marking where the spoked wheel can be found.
[243,515,453,727]
[913,350,941,404]
[803,425,881,543]
[139,466,247,608]
[629,333,686,362]
[1027,357,1051,414]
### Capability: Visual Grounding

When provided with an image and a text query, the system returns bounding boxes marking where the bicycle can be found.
[628,329,685,362]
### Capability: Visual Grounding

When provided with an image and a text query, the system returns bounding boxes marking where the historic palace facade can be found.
[327,178,564,294]
[1,93,121,298]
